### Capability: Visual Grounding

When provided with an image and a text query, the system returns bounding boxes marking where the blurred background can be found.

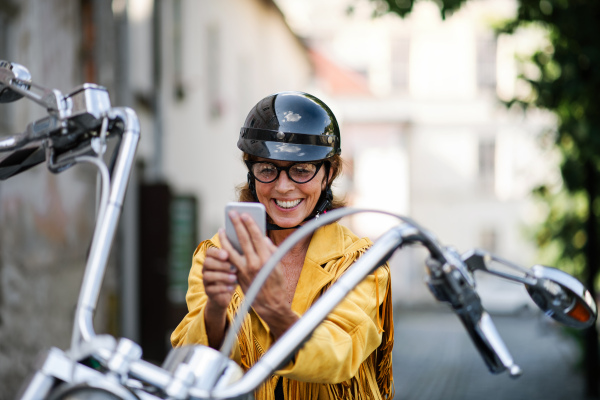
[0,0,598,398]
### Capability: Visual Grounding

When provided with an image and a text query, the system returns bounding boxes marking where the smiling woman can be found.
[171,91,394,400]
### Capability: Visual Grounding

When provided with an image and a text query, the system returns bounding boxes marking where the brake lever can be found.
[425,250,522,377]
[462,249,537,286]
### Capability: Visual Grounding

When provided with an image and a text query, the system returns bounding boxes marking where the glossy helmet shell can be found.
[238,91,341,161]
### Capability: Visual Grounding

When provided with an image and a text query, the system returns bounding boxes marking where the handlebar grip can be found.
[458,310,522,377]
[0,139,46,180]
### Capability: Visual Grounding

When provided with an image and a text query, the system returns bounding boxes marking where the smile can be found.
[275,199,302,209]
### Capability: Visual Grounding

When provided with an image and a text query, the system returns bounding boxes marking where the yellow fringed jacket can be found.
[171,222,394,400]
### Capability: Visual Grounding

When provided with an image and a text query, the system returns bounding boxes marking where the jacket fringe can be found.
[225,240,394,400]
[319,247,395,400]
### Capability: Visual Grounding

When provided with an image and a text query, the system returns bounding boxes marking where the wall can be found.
[0,1,120,396]
[158,0,313,241]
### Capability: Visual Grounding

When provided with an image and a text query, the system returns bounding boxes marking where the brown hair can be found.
[236,153,347,210]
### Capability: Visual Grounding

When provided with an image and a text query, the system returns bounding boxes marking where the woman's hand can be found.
[202,246,237,348]
[219,211,299,340]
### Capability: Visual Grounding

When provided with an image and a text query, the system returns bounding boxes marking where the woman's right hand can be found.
[219,212,299,340]
[202,247,237,347]
[203,247,237,310]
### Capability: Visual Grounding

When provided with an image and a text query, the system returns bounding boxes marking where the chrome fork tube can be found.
[71,107,140,349]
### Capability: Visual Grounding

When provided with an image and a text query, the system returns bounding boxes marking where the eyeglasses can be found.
[245,160,325,184]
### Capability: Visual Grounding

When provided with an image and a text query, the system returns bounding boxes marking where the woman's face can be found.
[254,158,328,228]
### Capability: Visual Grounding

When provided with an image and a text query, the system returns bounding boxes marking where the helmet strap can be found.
[313,161,333,218]
[267,222,298,230]
[247,172,259,202]
[313,185,333,218]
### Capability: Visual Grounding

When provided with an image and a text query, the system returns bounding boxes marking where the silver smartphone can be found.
[225,202,267,253]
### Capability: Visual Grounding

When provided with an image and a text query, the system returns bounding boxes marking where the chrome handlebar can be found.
[4,60,596,400]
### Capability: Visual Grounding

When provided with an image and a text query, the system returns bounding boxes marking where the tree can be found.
[370,0,600,396]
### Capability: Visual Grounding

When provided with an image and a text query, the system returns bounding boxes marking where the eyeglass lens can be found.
[252,162,319,183]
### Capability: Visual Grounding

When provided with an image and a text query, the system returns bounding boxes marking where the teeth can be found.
[276,199,301,209]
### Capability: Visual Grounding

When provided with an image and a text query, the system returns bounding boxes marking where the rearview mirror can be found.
[526,265,597,329]
[0,61,32,103]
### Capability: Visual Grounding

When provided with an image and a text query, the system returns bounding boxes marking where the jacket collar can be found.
[304,222,348,266]
[292,222,356,312]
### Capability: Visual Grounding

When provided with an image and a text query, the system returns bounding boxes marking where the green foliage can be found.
[532,184,588,277]
[503,0,600,287]
[500,2,600,392]
[365,0,468,19]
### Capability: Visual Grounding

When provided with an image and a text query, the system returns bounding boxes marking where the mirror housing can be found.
[0,61,32,103]
[526,265,597,329]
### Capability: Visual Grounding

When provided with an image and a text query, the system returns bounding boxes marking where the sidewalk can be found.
[392,307,588,400]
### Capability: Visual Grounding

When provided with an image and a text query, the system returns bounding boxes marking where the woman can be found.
[171,92,394,399]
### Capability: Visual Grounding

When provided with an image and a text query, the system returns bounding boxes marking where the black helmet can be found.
[238,91,341,161]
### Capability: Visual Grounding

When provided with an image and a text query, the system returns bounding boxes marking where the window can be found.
[391,37,410,91]
[479,227,498,253]
[478,137,495,191]
[476,37,497,90]
[206,24,221,119]
[172,0,185,100]
[168,195,198,304]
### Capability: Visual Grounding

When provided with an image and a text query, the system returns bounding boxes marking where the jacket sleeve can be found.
[170,238,242,362]
[170,240,214,347]
[276,264,390,384]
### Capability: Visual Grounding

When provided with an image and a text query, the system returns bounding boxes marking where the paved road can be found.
[392,307,588,400]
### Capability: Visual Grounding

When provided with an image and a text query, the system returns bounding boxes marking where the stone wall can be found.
[0,1,119,397]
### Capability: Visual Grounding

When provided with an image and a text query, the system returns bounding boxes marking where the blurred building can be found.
[275,0,556,309]
[0,0,558,396]
[132,0,313,365]
[155,0,312,239]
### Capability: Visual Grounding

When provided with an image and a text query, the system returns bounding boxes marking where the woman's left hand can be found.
[219,211,298,340]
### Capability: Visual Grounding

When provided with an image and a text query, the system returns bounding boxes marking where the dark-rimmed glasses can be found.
[245,160,325,184]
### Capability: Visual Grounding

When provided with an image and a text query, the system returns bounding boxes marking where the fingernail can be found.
[230,264,237,272]
[228,286,235,291]
[229,274,237,282]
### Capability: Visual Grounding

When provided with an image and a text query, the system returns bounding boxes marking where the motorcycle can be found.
[1,61,597,400]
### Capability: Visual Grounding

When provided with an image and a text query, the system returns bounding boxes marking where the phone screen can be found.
[225,202,266,253]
